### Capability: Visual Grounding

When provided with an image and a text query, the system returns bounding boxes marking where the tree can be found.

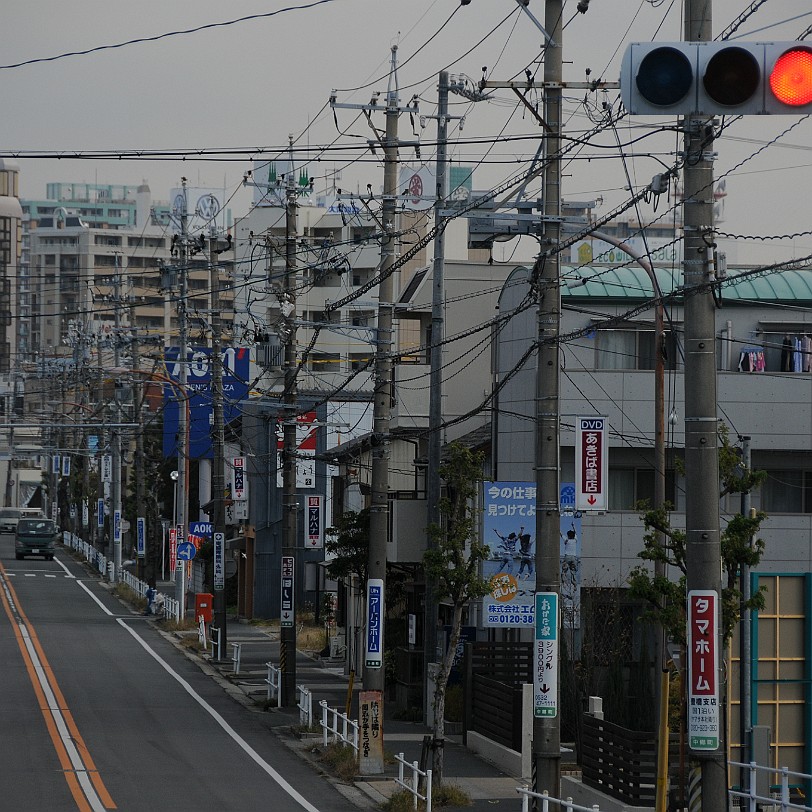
[325,507,370,585]
[628,426,767,648]
[423,442,492,786]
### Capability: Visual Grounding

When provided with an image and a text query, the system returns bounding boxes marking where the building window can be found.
[595,328,677,371]
[608,467,677,510]
[760,470,812,513]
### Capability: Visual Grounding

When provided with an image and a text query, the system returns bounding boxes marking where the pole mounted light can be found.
[621,42,812,115]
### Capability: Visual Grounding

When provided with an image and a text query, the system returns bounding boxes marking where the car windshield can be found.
[17,519,55,535]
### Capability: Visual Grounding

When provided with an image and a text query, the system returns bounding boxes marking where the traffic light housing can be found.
[621,41,812,115]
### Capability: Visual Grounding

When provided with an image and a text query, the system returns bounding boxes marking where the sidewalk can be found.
[189,619,525,811]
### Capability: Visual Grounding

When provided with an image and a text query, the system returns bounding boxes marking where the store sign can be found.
[575,416,607,511]
[533,592,559,718]
[365,579,384,669]
[281,555,294,628]
[688,590,720,750]
[305,495,324,549]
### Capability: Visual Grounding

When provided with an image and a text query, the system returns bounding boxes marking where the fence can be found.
[518,788,602,812]
[298,685,314,727]
[319,700,359,755]
[265,662,281,706]
[231,642,242,674]
[394,752,432,812]
[729,761,812,812]
[463,642,533,752]
[62,532,181,622]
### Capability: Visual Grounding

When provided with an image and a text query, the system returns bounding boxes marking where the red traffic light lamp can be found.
[621,42,812,115]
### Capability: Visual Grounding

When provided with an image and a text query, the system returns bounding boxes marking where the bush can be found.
[319,742,358,781]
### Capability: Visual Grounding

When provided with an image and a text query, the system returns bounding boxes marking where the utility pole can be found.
[739,434,753,793]
[683,0,725,808]
[210,232,228,657]
[280,165,299,706]
[175,180,190,616]
[424,69,450,718]
[533,0,563,799]
[111,254,123,580]
[133,326,145,582]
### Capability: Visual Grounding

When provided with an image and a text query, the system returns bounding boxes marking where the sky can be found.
[3,0,812,265]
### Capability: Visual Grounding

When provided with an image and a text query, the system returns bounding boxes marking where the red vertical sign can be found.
[687,590,720,750]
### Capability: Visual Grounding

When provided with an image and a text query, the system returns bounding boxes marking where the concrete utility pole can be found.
[532,0,563,799]
[280,167,299,707]
[739,434,753,791]
[424,69,450,717]
[365,43,400,745]
[132,326,145,582]
[210,234,227,654]
[175,180,190,616]
[111,255,123,580]
[683,1,726,808]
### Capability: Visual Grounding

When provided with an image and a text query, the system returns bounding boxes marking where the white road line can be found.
[54,556,75,578]
[1,575,108,812]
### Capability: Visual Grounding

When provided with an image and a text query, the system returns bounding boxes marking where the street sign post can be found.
[176,541,196,562]
[281,555,294,628]
[533,592,559,718]
[688,590,720,750]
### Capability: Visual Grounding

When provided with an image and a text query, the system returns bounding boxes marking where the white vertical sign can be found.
[213,532,225,590]
[101,455,112,484]
[305,495,324,548]
[575,416,608,511]
[231,456,247,500]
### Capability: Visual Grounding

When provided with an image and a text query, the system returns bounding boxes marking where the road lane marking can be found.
[0,566,116,811]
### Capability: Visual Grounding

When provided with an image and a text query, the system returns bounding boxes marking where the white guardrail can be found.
[265,662,281,707]
[319,700,359,755]
[297,685,314,727]
[62,532,181,622]
[395,752,432,812]
[729,761,812,812]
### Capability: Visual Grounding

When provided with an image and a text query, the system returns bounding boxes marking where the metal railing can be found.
[265,662,281,707]
[394,752,432,812]
[729,761,812,812]
[319,700,359,755]
[297,685,313,727]
[210,626,223,661]
[231,642,242,674]
[62,532,181,620]
[518,788,601,812]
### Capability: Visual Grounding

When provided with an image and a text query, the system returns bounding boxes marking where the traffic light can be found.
[621,41,812,115]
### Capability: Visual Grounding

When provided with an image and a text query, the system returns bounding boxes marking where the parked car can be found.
[0,508,22,534]
[15,518,58,560]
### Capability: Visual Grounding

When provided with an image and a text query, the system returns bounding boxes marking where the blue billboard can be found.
[162,346,250,460]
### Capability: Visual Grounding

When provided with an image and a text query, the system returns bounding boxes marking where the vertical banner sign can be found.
[365,578,384,669]
[688,590,720,750]
[62,456,71,477]
[52,455,61,475]
[213,532,225,590]
[82,500,89,529]
[305,495,324,548]
[575,416,608,511]
[358,690,384,775]
[280,555,294,628]
[533,592,559,717]
[101,455,112,484]
[136,517,146,558]
[232,456,246,500]
[169,527,177,574]
[96,498,104,528]
[113,510,122,544]
[276,411,318,489]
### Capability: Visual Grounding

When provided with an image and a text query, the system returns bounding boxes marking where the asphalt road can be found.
[0,533,359,812]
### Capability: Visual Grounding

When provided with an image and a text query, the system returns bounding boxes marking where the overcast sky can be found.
[3,1,812,264]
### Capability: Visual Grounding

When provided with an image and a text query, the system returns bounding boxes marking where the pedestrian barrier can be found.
[728,761,812,812]
[265,662,281,707]
[394,752,432,812]
[231,642,242,674]
[297,685,313,727]
[517,788,601,812]
[210,626,223,661]
[198,617,207,648]
[62,532,179,619]
[319,699,359,755]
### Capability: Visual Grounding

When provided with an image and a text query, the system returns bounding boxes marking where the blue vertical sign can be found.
[533,592,559,718]
[136,517,146,558]
[365,579,384,669]
[97,499,104,528]
[113,510,122,544]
